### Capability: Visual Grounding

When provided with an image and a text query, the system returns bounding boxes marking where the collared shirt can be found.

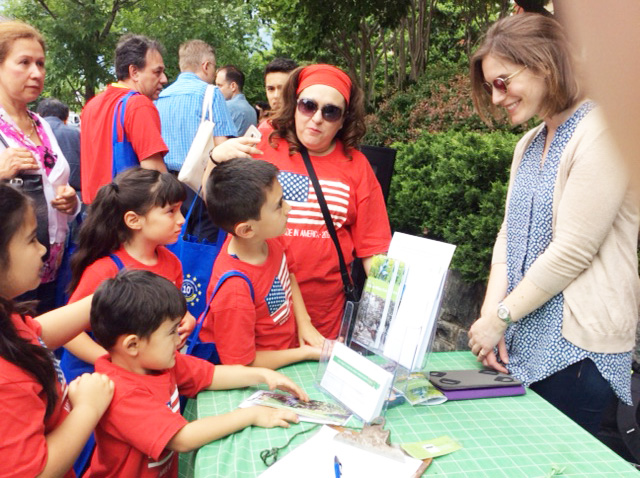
[226,93,258,136]
[155,72,237,172]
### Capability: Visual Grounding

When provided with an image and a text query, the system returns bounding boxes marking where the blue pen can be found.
[334,455,342,478]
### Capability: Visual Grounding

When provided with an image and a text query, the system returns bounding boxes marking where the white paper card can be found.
[320,342,394,422]
[384,232,455,370]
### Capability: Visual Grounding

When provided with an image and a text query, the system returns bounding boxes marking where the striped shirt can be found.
[155,72,238,171]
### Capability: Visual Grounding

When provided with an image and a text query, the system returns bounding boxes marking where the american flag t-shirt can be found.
[264,254,293,325]
[278,171,350,229]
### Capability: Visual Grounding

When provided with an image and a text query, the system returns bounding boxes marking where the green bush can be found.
[388,130,520,283]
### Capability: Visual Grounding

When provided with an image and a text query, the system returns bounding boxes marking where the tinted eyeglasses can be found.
[482,65,527,96]
[296,98,344,123]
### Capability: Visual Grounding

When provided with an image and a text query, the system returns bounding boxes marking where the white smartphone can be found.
[243,124,262,140]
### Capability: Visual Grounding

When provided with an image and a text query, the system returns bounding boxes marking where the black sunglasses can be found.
[482,65,527,96]
[296,98,344,123]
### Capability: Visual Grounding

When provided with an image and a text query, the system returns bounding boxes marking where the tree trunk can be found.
[381,29,389,96]
[423,0,437,67]
[396,18,407,89]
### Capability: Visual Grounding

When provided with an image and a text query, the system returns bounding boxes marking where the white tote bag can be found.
[178,84,216,193]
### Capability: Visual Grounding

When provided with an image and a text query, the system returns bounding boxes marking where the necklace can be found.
[26,116,37,139]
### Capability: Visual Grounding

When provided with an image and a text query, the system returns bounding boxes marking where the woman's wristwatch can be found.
[497,302,513,326]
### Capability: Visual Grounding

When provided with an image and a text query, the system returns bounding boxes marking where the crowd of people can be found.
[0,7,639,478]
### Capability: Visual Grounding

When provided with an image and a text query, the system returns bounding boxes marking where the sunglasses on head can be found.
[296,98,344,123]
[482,65,527,96]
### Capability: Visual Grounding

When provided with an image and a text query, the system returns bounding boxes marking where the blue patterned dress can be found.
[504,101,632,404]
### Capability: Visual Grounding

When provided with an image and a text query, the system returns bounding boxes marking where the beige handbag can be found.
[178,84,215,193]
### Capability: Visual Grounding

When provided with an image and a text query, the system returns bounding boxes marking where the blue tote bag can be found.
[185,270,254,364]
[167,192,227,318]
[111,91,140,176]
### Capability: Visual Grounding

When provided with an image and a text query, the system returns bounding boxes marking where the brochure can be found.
[238,390,352,426]
[394,371,447,406]
[352,255,408,352]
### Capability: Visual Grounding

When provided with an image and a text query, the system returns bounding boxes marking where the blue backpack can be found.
[185,270,254,364]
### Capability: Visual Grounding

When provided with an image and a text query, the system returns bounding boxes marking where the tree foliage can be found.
[4,0,135,107]
[4,0,265,109]
[259,0,410,108]
[262,0,511,108]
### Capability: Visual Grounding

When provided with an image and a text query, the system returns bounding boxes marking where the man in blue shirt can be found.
[215,65,257,136]
[156,40,237,174]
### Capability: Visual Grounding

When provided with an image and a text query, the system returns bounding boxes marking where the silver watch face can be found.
[497,305,510,320]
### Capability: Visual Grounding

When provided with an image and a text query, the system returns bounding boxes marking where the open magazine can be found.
[238,390,352,426]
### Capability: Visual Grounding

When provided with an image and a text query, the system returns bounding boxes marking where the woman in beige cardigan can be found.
[467,14,639,435]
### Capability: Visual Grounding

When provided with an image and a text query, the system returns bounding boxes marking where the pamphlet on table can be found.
[238,390,351,426]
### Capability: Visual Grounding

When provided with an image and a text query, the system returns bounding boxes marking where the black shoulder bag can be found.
[0,132,50,259]
[299,146,359,340]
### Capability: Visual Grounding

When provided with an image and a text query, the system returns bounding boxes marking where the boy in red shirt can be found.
[86,269,307,478]
[203,158,324,368]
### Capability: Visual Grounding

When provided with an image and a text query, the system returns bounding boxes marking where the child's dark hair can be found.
[69,168,186,292]
[91,269,187,350]
[205,158,279,234]
[0,184,58,418]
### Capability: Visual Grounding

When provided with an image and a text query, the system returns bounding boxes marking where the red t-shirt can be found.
[87,353,214,478]
[0,315,73,478]
[201,237,299,364]
[70,246,183,304]
[80,84,168,203]
[255,138,392,339]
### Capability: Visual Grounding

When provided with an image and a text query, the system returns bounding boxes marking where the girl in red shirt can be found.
[0,184,113,477]
[61,167,195,381]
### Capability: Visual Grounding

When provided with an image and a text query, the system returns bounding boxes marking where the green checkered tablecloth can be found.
[179,351,640,478]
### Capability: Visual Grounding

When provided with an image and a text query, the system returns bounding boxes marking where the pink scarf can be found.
[0,107,57,175]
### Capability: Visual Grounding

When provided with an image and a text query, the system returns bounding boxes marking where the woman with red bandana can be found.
[256,64,391,342]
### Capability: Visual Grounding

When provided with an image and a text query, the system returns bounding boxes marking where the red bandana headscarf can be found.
[296,64,352,106]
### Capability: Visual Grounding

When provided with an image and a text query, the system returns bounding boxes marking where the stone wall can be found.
[432,269,486,352]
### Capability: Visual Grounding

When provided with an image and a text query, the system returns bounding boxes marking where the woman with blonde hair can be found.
[0,21,79,312]
[467,14,639,435]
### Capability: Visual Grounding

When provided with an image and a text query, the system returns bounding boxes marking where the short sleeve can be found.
[125,95,168,161]
[349,154,392,258]
[206,277,258,365]
[100,385,187,461]
[172,353,215,397]
[69,258,120,303]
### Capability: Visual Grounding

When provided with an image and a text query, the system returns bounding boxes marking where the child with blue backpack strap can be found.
[60,167,195,382]
[86,269,307,478]
[199,158,325,369]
